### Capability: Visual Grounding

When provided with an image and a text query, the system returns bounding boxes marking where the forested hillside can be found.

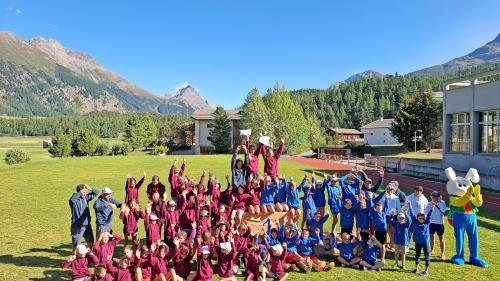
[290,64,500,129]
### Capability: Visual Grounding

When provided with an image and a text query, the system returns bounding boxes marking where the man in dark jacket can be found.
[69,184,99,254]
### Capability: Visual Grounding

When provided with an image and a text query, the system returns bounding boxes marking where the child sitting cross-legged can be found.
[359,235,385,272]
[260,242,288,281]
[61,244,99,281]
[92,266,112,281]
[297,228,334,272]
[335,233,361,268]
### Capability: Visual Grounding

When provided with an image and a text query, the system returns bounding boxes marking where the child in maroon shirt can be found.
[215,238,237,281]
[190,245,214,281]
[246,174,261,216]
[245,134,262,178]
[147,176,166,201]
[135,245,153,281]
[119,200,142,247]
[150,244,177,281]
[92,266,113,281]
[178,190,199,232]
[230,185,253,227]
[92,233,121,266]
[61,245,99,280]
[172,238,196,280]
[106,256,134,281]
[144,206,161,247]
[168,159,186,201]
[124,172,145,204]
[262,242,288,281]
[242,242,263,281]
[161,200,180,242]
[260,138,285,177]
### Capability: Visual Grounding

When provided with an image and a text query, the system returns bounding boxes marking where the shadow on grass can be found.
[27,243,73,257]
[300,169,352,176]
[29,269,70,281]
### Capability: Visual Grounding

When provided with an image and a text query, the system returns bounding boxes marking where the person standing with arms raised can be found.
[69,184,99,255]
[261,137,285,177]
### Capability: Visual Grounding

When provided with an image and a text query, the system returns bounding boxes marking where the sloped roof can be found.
[360,118,395,129]
[327,128,362,135]
[191,109,242,120]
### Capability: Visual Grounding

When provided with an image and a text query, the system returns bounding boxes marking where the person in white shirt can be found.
[405,186,428,217]
[425,191,447,260]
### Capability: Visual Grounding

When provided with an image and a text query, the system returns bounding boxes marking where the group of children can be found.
[63,134,448,280]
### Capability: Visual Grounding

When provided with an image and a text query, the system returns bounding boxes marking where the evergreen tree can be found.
[240,88,271,142]
[75,129,99,156]
[48,128,72,158]
[124,116,158,150]
[207,107,232,153]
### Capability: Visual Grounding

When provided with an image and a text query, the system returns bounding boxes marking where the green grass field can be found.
[0,137,498,280]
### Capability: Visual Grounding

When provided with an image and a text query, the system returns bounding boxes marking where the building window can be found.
[449,113,470,153]
[479,110,499,154]
[371,133,373,136]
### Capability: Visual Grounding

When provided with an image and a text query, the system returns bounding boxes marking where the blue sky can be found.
[1,0,499,108]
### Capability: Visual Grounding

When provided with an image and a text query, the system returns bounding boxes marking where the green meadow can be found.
[0,137,498,280]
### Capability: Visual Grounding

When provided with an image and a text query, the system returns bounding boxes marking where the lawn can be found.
[0,137,498,281]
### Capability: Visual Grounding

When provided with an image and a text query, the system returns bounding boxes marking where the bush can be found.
[111,144,121,155]
[121,142,130,156]
[4,149,31,165]
[348,141,374,157]
[95,142,110,156]
[152,145,169,155]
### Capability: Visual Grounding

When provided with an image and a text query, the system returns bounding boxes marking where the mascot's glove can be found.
[466,186,474,197]
[472,184,481,196]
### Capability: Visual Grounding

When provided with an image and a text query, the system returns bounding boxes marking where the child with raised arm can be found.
[339,169,362,204]
[92,232,121,266]
[188,244,214,281]
[215,234,238,281]
[339,199,355,235]
[246,174,261,216]
[232,145,248,190]
[92,266,112,281]
[135,245,153,281]
[297,228,333,272]
[125,171,145,204]
[106,256,134,281]
[307,211,330,240]
[119,200,142,247]
[335,233,360,268]
[61,244,99,281]
[261,138,285,177]
[359,235,385,271]
[245,133,262,179]
[324,174,341,235]
[286,175,306,223]
[144,204,161,247]
[147,175,166,201]
[355,193,370,242]
[390,207,412,270]
[168,159,186,202]
[162,199,179,244]
[231,185,253,227]
[150,243,177,281]
[408,201,434,276]
[301,186,316,230]
[172,237,196,281]
[261,242,288,281]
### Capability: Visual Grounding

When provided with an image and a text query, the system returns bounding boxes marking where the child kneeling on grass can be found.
[359,235,385,272]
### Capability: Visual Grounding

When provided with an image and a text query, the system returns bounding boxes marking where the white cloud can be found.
[5,5,21,15]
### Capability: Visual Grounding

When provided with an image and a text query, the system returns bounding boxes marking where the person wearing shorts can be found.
[69,184,99,254]
[426,191,446,260]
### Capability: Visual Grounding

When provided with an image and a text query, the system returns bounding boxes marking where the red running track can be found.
[285,157,500,212]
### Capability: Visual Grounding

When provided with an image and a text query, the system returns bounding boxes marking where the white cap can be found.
[271,244,283,255]
[168,200,176,206]
[201,245,211,255]
[76,244,88,255]
[397,213,406,219]
[102,187,113,194]
[220,242,232,252]
[332,177,339,182]
[316,180,322,185]
[258,136,271,147]
[150,214,159,221]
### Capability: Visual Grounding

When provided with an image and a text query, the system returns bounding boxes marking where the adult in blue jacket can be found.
[94,187,122,237]
[69,184,99,253]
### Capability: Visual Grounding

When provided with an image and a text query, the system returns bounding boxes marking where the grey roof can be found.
[327,128,362,135]
[360,118,395,129]
[191,109,242,120]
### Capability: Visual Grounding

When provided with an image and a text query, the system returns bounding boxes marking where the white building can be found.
[360,118,400,145]
[191,109,242,154]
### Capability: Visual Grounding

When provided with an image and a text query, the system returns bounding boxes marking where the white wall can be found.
[194,119,236,154]
[361,127,400,145]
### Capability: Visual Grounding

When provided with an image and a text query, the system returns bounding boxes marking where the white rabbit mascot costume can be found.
[445,167,488,267]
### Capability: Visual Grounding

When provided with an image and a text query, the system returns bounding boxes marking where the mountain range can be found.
[0,31,499,117]
[0,31,213,117]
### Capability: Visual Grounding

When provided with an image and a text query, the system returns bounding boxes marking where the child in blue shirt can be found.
[297,228,333,272]
[301,189,317,230]
[307,211,330,240]
[274,176,289,212]
[390,209,412,270]
[324,174,341,236]
[286,176,306,224]
[408,201,433,277]
[355,194,370,242]
[335,233,360,268]
[369,197,388,262]
[339,199,356,235]
[311,175,326,215]
[339,170,362,204]
[359,235,385,271]
[260,175,277,214]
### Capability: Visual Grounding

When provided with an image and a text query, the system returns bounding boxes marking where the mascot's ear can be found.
[445,167,456,181]
[466,168,480,184]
